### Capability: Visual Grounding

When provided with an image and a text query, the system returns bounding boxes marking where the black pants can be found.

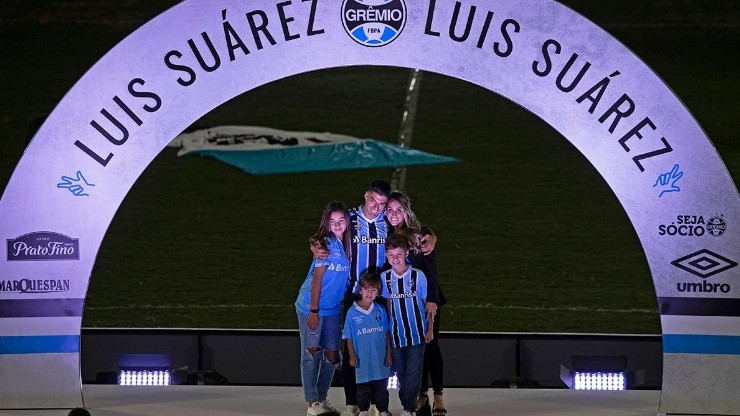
[421,308,443,395]
[357,378,389,412]
[341,342,358,405]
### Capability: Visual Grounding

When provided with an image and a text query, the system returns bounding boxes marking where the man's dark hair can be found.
[368,179,391,197]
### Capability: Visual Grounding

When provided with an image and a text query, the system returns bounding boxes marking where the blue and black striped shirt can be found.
[346,205,390,294]
[381,267,428,348]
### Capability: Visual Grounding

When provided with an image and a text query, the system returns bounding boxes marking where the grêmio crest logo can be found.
[341,0,406,47]
[7,231,79,261]
[0,278,71,294]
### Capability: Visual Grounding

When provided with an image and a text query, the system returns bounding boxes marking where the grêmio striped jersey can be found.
[381,267,428,348]
[346,205,390,294]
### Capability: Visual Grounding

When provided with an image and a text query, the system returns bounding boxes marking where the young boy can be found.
[381,234,434,416]
[342,272,393,416]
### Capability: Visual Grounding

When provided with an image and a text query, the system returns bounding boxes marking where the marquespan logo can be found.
[0,278,71,294]
[341,0,407,47]
[7,231,79,261]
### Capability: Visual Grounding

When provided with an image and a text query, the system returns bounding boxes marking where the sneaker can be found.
[307,402,325,416]
[399,411,414,416]
[359,412,369,416]
[341,405,361,416]
[321,401,340,415]
[368,404,380,416]
[378,412,393,416]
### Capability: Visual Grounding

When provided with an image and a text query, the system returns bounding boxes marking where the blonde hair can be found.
[387,191,422,253]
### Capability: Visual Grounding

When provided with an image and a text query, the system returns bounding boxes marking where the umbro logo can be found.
[671,249,737,278]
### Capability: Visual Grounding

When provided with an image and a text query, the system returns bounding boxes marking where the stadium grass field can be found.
[1,1,737,333]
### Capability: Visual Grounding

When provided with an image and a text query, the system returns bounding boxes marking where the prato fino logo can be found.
[342,0,406,47]
[7,231,79,261]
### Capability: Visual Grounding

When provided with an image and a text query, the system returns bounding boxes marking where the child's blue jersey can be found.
[347,206,390,294]
[342,302,392,383]
[295,235,349,316]
[381,267,428,348]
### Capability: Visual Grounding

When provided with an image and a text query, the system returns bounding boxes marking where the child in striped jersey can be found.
[381,234,434,416]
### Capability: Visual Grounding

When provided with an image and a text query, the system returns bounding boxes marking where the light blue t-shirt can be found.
[295,235,349,316]
[342,302,392,383]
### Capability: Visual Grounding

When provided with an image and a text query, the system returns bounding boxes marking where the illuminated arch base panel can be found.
[0,1,737,414]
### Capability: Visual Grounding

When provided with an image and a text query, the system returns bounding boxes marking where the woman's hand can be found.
[420,233,437,255]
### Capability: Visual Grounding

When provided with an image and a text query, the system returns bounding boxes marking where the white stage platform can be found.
[0,386,675,416]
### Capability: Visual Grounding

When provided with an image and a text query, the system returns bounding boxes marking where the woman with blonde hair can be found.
[385,191,447,415]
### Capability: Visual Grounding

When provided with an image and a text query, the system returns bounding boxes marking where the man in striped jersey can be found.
[346,179,392,296]
[381,234,434,416]
[342,179,392,416]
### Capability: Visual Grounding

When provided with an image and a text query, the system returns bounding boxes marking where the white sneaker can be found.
[368,404,380,416]
[341,405,360,416]
[359,412,370,416]
[378,412,393,416]
[321,401,340,414]
[307,402,324,416]
[399,411,414,416]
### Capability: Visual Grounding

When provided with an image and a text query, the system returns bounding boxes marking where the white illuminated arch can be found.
[0,1,737,414]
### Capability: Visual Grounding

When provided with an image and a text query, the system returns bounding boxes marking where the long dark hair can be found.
[309,201,351,260]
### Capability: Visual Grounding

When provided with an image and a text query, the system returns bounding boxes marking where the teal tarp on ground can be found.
[187,139,459,175]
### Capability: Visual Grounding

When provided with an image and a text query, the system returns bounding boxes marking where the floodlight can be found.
[560,355,644,391]
[118,369,171,386]
[117,353,172,386]
[573,371,626,390]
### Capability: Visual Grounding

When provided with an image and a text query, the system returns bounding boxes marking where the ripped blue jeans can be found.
[297,310,341,402]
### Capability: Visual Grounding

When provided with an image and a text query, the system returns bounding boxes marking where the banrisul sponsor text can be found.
[0,279,71,294]
[7,231,79,261]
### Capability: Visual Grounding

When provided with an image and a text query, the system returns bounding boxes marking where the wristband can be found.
[310,309,319,313]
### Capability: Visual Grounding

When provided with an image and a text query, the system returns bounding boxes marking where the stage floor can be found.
[0,385,673,416]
